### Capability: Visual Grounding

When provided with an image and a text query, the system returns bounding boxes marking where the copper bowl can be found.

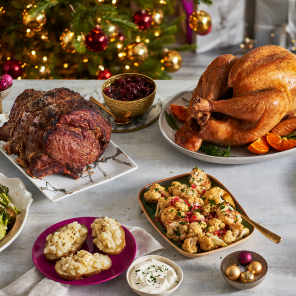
[101,73,156,118]
[221,250,268,290]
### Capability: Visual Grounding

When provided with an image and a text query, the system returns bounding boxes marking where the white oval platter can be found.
[159,90,296,164]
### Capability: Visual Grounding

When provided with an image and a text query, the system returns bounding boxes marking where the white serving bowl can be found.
[126,255,183,296]
[0,174,33,252]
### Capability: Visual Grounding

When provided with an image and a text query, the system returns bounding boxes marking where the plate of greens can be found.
[0,174,33,252]
[159,90,296,164]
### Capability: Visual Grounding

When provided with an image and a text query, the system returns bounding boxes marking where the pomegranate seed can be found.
[161,192,165,197]
[160,222,164,226]
[202,190,206,194]
[175,196,180,201]
[192,215,197,219]
[191,184,196,189]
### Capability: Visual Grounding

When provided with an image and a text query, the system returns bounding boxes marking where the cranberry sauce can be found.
[103,76,155,101]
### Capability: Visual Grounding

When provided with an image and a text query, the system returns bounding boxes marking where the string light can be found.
[7,57,10,60]
[98,65,104,71]
[271,33,275,37]
[63,63,68,68]
[145,39,150,43]
[125,65,130,69]
[17,77,22,80]
[136,36,141,42]
[35,65,38,69]
[134,62,139,66]
[83,58,88,63]
[39,66,45,72]
[154,30,160,37]
[31,51,36,55]
[43,56,47,61]
[161,66,165,70]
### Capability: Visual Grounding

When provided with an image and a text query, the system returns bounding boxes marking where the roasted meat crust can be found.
[0,88,111,179]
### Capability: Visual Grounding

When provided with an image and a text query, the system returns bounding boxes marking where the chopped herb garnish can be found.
[155,188,159,191]
[165,111,179,130]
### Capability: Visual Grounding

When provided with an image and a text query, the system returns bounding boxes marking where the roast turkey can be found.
[0,88,111,179]
[175,45,296,151]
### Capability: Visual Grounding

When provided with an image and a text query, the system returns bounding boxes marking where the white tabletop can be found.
[0,80,294,295]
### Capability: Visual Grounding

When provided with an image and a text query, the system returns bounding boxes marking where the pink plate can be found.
[32,217,137,285]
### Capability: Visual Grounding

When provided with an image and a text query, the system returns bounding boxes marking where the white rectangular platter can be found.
[0,114,138,202]
[0,140,137,203]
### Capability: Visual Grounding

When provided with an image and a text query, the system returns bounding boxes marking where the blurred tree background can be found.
[0,0,211,80]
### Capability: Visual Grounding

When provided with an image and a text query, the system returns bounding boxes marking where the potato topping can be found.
[91,217,122,251]
[59,250,111,275]
[44,222,87,257]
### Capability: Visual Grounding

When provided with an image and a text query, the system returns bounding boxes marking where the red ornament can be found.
[98,69,112,80]
[2,59,22,79]
[117,32,126,42]
[85,26,109,52]
[132,11,152,30]
[198,26,212,36]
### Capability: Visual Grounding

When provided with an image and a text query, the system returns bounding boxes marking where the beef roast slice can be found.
[0,88,111,179]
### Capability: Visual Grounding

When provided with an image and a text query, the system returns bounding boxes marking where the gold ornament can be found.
[126,42,148,63]
[248,261,263,276]
[225,265,241,281]
[161,49,182,72]
[189,10,211,34]
[22,5,46,32]
[240,271,255,283]
[151,9,164,25]
[60,29,84,53]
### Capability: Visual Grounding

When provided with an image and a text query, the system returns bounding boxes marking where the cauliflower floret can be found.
[156,196,189,218]
[222,230,236,244]
[182,237,198,254]
[216,203,242,225]
[229,223,250,241]
[198,232,227,251]
[161,206,179,224]
[189,167,211,194]
[202,204,216,216]
[144,184,169,204]
[183,189,204,206]
[166,221,189,241]
[203,187,226,208]
[207,218,225,233]
[186,220,207,238]
[168,181,182,195]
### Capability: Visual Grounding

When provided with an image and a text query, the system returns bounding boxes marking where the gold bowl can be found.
[102,73,156,118]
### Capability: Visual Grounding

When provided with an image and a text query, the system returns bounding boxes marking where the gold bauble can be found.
[152,8,164,25]
[248,261,263,276]
[22,6,46,32]
[225,265,241,281]
[161,49,182,72]
[126,42,148,63]
[189,10,211,34]
[60,29,84,53]
[240,271,255,283]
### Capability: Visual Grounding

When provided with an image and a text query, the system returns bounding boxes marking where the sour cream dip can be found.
[130,259,180,293]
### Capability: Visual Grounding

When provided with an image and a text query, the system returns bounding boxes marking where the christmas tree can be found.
[0,0,211,80]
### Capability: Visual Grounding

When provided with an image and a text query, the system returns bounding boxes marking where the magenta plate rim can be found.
[32,217,137,286]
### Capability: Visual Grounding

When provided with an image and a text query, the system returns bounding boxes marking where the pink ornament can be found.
[117,32,125,42]
[0,79,7,91]
[238,251,253,266]
[85,26,109,52]
[132,11,152,30]
[1,74,13,86]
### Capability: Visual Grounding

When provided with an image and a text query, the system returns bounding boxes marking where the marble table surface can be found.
[0,80,295,296]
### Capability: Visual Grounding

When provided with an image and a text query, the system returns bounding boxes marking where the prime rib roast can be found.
[175,45,296,151]
[0,88,111,179]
